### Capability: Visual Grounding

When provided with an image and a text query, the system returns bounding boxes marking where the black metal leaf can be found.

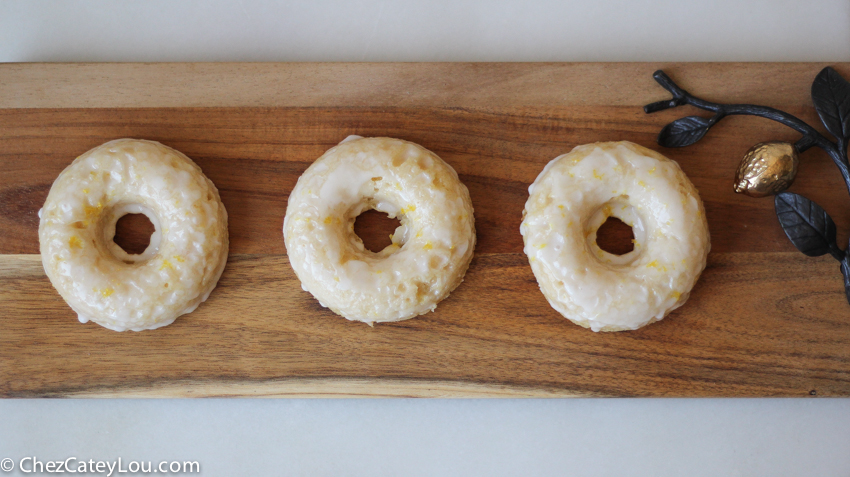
[811,66,850,143]
[841,259,850,304]
[775,192,839,257]
[657,116,711,148]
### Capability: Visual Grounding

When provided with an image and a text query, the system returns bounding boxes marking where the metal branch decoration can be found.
[644,67,850,303]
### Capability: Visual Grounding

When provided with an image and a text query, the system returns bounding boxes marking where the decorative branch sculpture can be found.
[644,67,850,303]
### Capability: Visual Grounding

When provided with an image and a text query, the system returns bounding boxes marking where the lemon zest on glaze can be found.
[84,202,103,218]
[68,236,83,249]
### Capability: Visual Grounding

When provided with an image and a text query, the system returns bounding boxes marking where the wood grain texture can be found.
[0,63,839,109]
[2,63,850,398]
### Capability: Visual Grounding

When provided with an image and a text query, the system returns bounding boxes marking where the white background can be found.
[2,1,850,476]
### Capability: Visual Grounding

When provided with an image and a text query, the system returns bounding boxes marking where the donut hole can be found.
[596,217,635,255]
[113,213,155,256]
[353,209,401,253]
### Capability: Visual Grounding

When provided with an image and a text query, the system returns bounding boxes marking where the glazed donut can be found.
[39,139,229,331]
[521,141,709,332]
[284,136,476,324]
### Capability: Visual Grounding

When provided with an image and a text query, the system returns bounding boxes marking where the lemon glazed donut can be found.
[284,136,476,324]
[521,141,709,332]
[39,139,229,331]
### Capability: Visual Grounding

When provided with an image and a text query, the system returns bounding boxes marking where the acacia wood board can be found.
[2,63,850,398]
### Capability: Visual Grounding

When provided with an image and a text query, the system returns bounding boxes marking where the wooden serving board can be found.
[3,63,850,398]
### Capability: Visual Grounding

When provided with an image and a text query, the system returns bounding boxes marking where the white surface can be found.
[2,1,850,476]
[2,399,850,476]
[2,0,849,62]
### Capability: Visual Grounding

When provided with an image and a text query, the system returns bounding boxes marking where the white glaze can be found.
[284,136,476,324]
[39,139,229,331]
[520,141,710,332]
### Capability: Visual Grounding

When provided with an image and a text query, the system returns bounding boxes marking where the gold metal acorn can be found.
[734,141,799,198]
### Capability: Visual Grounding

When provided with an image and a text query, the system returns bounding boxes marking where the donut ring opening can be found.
[582,195,648,268]
[345,197,413,260]
[353,209,402,253]
[594,216,635,255]
[105,203,163,263]
[112,211,157,256]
